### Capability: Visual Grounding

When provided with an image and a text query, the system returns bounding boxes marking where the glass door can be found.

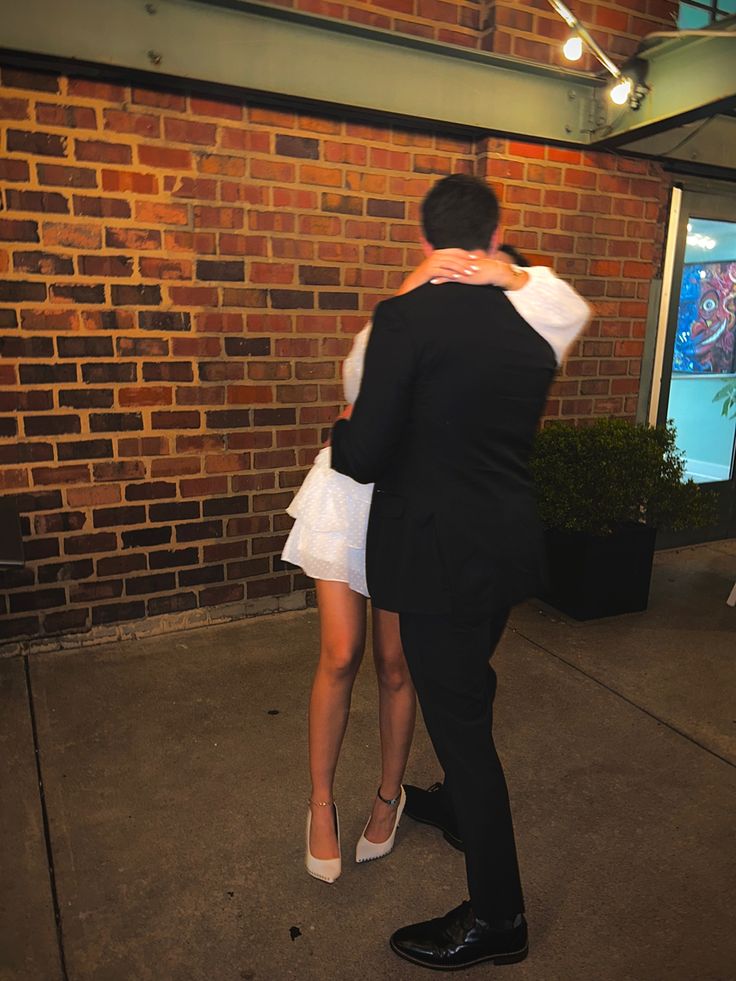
[652,186,736,541]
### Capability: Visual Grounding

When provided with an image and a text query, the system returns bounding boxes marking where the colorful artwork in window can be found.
[673,261,736,373]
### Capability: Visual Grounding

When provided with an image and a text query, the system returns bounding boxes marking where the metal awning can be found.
[591,23,736,174]
[2,0,735,173]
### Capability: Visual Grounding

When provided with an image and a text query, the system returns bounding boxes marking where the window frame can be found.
[678,0,734,25]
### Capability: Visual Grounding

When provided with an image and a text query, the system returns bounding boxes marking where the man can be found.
[331,174,588,970]
[400,235,585,856]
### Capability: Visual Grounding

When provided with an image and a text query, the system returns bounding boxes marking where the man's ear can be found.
[420,236,434,258]
[489,229,500,253]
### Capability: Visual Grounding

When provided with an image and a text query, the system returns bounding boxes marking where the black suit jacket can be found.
[331,283,557,624]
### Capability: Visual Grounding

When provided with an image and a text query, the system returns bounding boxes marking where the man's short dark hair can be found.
[421,174,499,251]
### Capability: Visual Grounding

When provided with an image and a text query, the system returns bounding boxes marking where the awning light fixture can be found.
[548,0,650,110]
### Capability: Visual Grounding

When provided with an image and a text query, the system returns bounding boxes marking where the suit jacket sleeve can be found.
[330,301,414,484]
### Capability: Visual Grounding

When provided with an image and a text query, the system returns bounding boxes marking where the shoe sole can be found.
[306,866,340,884]
[389,938,528,971]
[403,812,464,853]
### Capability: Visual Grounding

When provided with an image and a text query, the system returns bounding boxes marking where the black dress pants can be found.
[399,607,524,920]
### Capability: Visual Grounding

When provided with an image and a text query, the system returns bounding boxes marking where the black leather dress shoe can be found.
[390,901,528,971]
[403,782,464,852]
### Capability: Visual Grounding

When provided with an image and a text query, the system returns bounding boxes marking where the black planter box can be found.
[542,523,657,621]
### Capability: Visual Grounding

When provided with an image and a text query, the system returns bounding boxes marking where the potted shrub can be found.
[530,418,713,620]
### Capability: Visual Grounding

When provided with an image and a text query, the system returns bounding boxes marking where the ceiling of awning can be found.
[1,0,735,176]
[589,19,736,176]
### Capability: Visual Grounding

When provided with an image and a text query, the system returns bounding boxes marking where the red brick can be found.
[7,129,67,156]
[248,212,295,233]
[138,144,193,169]
[101,169,158,194]
[66,485,120,507]
[132,87,186,110]
[249,263,295,284]
[198,153,246,177]
[75,139,132,164]
[106,227,161,251]
[37,103,97,128]
[190,96,242,120]
[194,583,241,605]
[0,96,30,119]
[103,108,160,137]
[508,141,546,159]
[272,187,319,211]
[164,117,217,146]
[226,385,273,405]
[119,386,173,407]
[68,79,125,101]
[194,206,244,229]
[0,159,29,182]
[247,575,291,599]
[134,201,189,225]
[176,386,225,406]
[219,128,271,153]
[299,164,342,187]
[140,257,192,279]
[73,195,130,219]
[179,476,229,499]
[0,218,39,242]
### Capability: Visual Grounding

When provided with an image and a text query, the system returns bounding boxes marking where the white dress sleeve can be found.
[342,323,372,404]
[505,266,591,366]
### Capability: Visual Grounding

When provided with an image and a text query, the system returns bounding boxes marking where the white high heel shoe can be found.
[305,800,341,883]
[355,786,406,864]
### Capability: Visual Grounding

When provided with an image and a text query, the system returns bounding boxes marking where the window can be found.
[678,1,736,28]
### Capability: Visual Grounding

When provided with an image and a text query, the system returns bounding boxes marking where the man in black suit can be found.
[331,174,561,970]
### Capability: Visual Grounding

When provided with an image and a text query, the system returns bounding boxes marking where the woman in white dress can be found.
[283,247,590,883]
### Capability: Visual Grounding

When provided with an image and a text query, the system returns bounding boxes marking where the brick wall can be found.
[270,0,679,63]
[272,0,488,48]
[487,0,679,67]
[0,53,670,650]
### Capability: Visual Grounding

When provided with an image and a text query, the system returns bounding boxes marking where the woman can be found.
[283,247,588,883]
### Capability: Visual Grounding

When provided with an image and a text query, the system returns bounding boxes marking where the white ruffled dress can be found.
[281,324,374,596]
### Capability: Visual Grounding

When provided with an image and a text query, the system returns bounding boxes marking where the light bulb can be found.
[610,78,631,106]
[563,35,583,61]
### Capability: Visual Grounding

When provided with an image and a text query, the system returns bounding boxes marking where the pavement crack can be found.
[510,626,736,771]
[24,655,70,981]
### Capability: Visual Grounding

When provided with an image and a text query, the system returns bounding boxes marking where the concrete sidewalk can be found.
[2,542,735,981]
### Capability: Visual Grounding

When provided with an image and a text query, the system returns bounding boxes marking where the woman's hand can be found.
[396,249,528,295]
[396,249,480,295]
[324,403,353,446]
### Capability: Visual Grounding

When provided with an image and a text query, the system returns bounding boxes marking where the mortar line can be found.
[23,655,70,981]
[510,626,736,771]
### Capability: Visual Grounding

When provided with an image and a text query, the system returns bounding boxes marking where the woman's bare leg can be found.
[308,579,367,859]
[363,606,417,843]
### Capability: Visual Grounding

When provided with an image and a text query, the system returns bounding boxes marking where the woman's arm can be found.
[396,249,528,295]
[396,249,590,365]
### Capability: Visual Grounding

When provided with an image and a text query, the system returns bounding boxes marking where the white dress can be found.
[281,325,374,596]
[281,267,590,597]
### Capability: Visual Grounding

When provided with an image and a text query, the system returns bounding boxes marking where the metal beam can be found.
[620,114,736,173]
[593,33,736,147]
[1,0,599,144]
